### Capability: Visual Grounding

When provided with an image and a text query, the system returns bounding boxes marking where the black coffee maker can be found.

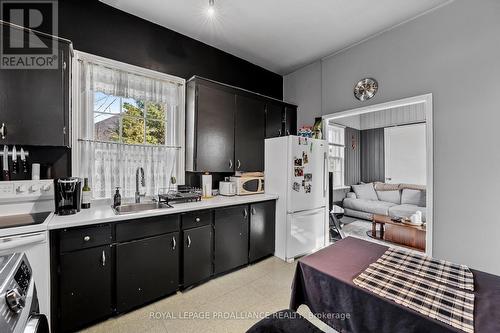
[54,177,82,215]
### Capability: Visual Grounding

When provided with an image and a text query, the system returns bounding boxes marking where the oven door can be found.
[24,314,49,333]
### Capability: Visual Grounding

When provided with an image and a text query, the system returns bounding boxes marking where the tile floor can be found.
[80,257,337,333]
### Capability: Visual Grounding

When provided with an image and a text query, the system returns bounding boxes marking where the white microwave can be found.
[229,176,264,195]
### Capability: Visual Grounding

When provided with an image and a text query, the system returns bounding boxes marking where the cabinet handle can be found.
[0,123,5,139]
[187,235,192,248]
[101,251,106,267]
[172,236,176,250]
[237,160,241,170]
[229,160,233,169]
[251,207,256,215]
[278,129,282,136]
[195,217,201,222]
[243,209,248,219]
[83,236,90,242]
[286,129,290,136]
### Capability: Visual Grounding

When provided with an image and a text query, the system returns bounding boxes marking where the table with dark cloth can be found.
[290,237,500,333]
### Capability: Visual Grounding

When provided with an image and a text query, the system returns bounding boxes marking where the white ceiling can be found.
[100,0,451,75]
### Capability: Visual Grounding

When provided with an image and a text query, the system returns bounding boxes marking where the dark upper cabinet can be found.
[284,105,298,136]
[59,245,112,333]
[214,205,249,274]
[182,224,213,287]
[266,102,284,138]
[0,23,72,147]
[186,81,235,172]
[235,94,265,172]
[116,232,179,313]
[186,77,297,172]
[249,201,276,262]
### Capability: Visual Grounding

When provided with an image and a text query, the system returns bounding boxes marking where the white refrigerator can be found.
[265,136,329,261]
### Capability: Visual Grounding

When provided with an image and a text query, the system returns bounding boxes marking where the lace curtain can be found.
[76,56,184,199]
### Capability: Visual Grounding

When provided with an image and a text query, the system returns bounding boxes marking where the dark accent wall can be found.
[344,127,360,186]
[57,0,283,99]
[360,128,385,183]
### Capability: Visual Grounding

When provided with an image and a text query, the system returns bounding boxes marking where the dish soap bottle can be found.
[113,187,121,208]
[82,178,91,209]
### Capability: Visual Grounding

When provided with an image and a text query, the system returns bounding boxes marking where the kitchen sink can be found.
[112,202,171,215]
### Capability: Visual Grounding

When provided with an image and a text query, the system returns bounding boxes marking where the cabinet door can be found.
[116,232,179,313]
[266,102,284,138]
[249,201,276,262]
[183,225,213,287]
[0,32,69,146]
[195,84,235,172]
[59,246,112,332]
[214,205,249,274]
[284,105,298,136]
[235,95,266,172]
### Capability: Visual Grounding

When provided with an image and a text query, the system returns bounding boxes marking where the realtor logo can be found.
[0,0,58,69]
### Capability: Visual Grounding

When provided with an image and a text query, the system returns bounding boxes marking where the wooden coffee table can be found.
[371,214,426,251]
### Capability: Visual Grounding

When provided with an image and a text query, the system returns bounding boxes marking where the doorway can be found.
[322,94,433,255]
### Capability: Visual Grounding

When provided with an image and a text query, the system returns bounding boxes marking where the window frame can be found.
[71,50,186,185]
[327,124,347,190]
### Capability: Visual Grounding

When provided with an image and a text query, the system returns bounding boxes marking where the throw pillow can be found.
[351,183,378,201]
[376,190,401,204]
[401,189,426,207]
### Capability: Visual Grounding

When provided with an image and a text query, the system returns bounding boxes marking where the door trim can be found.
[322,93,434,256]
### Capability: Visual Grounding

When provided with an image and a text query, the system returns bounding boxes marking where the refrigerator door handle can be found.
[323,152,327,197]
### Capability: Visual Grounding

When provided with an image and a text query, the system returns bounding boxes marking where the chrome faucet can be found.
[135,167,146,203]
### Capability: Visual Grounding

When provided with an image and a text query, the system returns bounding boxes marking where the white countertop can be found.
[47,194,279,230]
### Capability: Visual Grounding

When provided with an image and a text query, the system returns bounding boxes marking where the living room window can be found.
[72,51,185,199]
[327,124,345,189]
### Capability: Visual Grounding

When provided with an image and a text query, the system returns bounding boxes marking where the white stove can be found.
[0,180,54,332]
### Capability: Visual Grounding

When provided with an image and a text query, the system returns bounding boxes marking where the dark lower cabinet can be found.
[116,232,179,313]
[249,201,276,262]
[59,245,112,333]
[214,205,249,274]
[182,225,213,287]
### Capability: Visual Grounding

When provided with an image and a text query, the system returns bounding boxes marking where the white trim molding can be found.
[322,93,434,256]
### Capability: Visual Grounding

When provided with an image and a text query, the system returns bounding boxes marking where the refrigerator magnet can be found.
[294,158,303,166]
[304,184,312,193]
[292,182,300,192]
[302,152,309,164]
[294,167,304,177]
[304,173,312,182]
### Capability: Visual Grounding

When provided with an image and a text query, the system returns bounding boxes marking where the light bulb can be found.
[207,6,215,17]
[207,0,215,18]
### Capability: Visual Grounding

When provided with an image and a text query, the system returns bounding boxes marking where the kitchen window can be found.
[327,124,345,189]
[73,51,185,199]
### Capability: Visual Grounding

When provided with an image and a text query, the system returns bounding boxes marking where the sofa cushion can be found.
[389,204,426,222]
[343,198,396,215]
[351,183,378,201]
[376,190,401,205]
[401,189,426,206]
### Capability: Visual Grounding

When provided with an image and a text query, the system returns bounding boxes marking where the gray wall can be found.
[345,127,361,186]
[283,61,322,128]
[284,0,500,275]
[360,128,385,183]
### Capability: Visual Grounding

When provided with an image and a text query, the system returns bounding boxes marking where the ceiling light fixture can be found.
[207,0,215,18]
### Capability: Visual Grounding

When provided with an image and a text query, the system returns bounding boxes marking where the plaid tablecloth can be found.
[377,248,475,291]
[354,253,475,333]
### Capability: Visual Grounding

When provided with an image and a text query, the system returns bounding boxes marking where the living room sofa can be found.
[342,182,426,221]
